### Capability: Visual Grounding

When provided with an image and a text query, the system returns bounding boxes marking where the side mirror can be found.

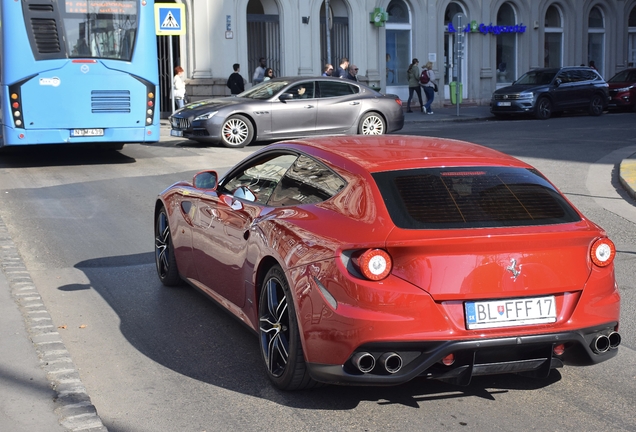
[233,186,256,202]
[279,93,294,102]
[554,78,562,87]
[193,171,218,190]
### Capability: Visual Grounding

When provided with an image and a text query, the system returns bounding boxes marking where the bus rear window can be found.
[63,0,138,60]
[372,167,581,229]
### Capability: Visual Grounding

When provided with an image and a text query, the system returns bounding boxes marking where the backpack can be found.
[420,70,430,84]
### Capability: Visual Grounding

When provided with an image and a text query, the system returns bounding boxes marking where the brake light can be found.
[395,98,403,106]
[590,237,615,267]
[355,249,392,281]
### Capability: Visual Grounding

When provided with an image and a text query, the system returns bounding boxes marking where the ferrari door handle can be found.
[304,105,315,109]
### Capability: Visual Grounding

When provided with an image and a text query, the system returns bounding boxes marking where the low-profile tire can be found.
[259,265,318,390]
[534,97,552,120]
[588,94,605,116]
[220,115,254,148]
[358,112,386,135]
[155,207,181,286]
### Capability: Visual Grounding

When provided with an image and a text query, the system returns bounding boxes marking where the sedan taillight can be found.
[590,237,615,267]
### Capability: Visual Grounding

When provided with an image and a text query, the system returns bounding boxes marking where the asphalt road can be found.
[1,112,635,431]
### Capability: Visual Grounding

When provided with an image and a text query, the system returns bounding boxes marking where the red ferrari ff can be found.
[154,136,620,390]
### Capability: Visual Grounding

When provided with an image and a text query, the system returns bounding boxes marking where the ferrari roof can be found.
[273,135,530,173]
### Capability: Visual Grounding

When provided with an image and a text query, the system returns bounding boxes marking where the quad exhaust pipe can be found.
[592,332,622,354]
[352,352,403,374]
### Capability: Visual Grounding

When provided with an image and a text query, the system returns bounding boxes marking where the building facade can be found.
[166,0,636,108]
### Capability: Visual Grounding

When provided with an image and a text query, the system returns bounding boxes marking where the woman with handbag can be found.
[421,62,437,115]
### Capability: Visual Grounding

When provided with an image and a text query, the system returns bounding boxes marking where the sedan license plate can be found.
[71,128,104,137]
[465,295,556,329]
[170,130,183,137]
[497,101,512,107]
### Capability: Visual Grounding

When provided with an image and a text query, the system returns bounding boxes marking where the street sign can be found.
[155,3,186,36]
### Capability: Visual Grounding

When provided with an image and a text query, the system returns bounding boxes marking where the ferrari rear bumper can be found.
[306,323,619,386]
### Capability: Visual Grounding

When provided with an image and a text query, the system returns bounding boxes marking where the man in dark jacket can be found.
[227,63,246,95]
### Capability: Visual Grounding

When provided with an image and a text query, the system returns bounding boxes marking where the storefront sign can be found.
[447,20,526,35]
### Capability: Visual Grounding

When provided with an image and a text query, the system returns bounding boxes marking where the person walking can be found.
[337,57,350,78]
[173,66,186,110]
[422,61,437,114]
[226,63,246,95]
[322,64,334,76]
[252,57,266,84]
[406,58,423,113]
[263,68,274,81]
[346,64,359,82]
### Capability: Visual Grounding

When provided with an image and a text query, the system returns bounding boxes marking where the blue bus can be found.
[0,0,160,149]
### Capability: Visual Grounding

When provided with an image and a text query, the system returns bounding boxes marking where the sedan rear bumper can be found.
[306,323,619,386]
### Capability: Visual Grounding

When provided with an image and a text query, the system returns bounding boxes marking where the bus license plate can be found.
[170,130,183,137]
[497,101,512,106]
[71,128,104,137]
[465,295,556,329]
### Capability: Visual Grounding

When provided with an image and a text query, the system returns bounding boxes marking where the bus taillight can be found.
[8,86,24,129]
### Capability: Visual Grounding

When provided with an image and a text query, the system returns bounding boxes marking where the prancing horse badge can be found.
[506,258,522,280]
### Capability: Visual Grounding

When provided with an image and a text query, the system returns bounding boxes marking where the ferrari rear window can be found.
[372,167,581,229]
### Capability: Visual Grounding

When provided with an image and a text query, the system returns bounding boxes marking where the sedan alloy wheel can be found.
[221,115,254,148]
[359,112,386,135]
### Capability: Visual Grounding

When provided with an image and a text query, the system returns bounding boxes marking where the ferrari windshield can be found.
[239,81,291,99]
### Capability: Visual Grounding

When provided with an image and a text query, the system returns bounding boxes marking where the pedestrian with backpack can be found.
[421,61,437,114]
[406,58,424,113]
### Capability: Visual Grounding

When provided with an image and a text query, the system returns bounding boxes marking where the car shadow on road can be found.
[69,252,562,409]
[0,144,135,168]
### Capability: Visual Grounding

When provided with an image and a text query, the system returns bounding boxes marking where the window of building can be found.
[544,5,563,68]
[496,3,517,84]
[588,6,605,76]
[320,1,349,72]
[386,0,411,86]
[629,6,636,67]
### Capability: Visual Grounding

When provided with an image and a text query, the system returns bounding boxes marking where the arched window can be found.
[587,6,605,76]
[496,3,517,83]
[629,6,636,67]
[544,5,563,68]
[247,0,281,81]
[385,0,411,86]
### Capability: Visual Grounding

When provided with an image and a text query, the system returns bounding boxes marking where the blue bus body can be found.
[0,0,160,147]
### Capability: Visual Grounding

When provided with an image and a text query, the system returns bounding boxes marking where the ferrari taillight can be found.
[590,237,615,267]
[354,249,392,281]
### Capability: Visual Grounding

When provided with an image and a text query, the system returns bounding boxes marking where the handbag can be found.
[433,82,438,93]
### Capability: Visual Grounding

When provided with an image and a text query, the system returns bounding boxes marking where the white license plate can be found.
[465,295,556,329]
[497,101,512,106]
[71,128,104,137]
[170,130,183,137]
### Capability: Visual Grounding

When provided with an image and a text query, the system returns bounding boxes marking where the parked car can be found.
[154,135,620,390]
[491,66,609,120]
[169,77,404,148]
[607,68,636,111]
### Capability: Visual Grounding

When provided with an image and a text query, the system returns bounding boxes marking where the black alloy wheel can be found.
[258,265,318,390]
[155,208,181,286]
[534,97,552,120]
[589,94,605,116]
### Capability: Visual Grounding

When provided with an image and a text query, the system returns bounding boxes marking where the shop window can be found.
[386,0,411,86]
[496,3,517,83]
[544,5,563,68]
[629,7,636,67]
[587,6,605,76]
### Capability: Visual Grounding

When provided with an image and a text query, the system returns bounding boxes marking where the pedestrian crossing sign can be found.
[155,3,186,36]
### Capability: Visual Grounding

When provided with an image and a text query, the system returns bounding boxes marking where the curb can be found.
[619,156,636,202]
[0,215,107,432]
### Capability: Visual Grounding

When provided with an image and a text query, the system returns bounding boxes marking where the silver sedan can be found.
[169,76,405,148]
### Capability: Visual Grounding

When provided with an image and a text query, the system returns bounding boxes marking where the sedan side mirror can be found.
[193,171,218,190]
[554,78,562,87]
[279,93,294,102]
